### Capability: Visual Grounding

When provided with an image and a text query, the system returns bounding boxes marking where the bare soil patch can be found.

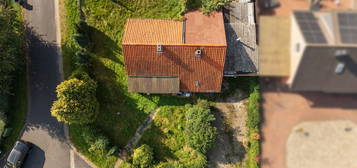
[208,89,249,168]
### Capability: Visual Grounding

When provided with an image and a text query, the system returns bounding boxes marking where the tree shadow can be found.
[23,26,67,143]
[21,0,33,11]
[110,0,133,12]
[88,25,123,65]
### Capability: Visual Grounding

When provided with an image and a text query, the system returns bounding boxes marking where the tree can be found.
[184,99,217,154]
[51,71,99,124]
[0,5,23,94]
[132,144,154,168]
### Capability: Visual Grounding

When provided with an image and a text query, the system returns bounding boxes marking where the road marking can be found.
[70,150,75,168]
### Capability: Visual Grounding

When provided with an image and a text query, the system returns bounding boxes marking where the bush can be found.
[0,5,23,94]
[244,79,261,168]
[74,50,91,71]
[185,0,232,14]
[201,0,232,14]
[0,113,7,137]
[51,71,99,124]
[119,161,134,168]
[107,146,118,156]
[80,125,111,154]
[155,162,183,168]
[175,147,207,168]
[184,99,217,154]
[133,144,154,168]
[89,136,109,154]
[246,85,260,129]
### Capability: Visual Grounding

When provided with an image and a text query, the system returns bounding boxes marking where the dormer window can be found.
[195,49,202,58]
[157,44,163,53]
[335,62,345,74]
[335,49,348,58]
[195,80,200,86]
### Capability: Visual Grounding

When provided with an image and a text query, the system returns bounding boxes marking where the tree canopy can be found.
[184,99,217,154]
[0,4,23,95]
[51,71,99,124]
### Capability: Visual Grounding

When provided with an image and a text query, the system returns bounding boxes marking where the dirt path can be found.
[114,108,160,168]
[207,89,249,168]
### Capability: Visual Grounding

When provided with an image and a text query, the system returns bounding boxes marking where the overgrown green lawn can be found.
[62,0,190,167]
[61,0,256,167]
[139,106,187,162]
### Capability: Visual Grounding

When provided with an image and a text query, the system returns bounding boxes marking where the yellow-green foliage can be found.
[133,144,154,168]
[51,72,99,124]
[245,79,260,168]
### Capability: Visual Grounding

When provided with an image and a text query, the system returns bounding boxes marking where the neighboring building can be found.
[224,2,259,76]
[122,11,227,93]
[258,0,357,93]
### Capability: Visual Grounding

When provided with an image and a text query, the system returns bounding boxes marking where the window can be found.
[335,62,345,74]
[157,44,163,53]
[195,80,200,86]
[195,49,202,57]
[335,49,348,57]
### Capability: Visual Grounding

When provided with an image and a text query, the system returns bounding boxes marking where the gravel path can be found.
[207,89,249,168]
[114,108,160,168]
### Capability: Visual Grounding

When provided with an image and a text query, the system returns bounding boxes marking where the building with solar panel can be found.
[259,9,357,93]
[288,11,357,93]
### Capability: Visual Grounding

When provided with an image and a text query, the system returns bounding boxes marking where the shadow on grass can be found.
[110,0,134,12]
[88,26,123,65]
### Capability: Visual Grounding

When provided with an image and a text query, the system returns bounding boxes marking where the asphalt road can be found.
[16,0,92,167]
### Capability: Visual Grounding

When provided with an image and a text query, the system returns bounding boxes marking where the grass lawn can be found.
[61,0,190,167]
[69,124,118,168]
[139,106,187,162]
[0,3,27,152]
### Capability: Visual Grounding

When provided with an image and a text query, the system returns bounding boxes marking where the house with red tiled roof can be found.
[122,11,227,93]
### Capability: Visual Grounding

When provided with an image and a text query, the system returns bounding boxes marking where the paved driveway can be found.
[260,79,357,168]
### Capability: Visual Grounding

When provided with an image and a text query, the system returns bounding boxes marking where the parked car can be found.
[4,140,32,168]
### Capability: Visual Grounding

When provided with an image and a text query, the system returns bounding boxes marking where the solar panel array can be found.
[294,11,327,44]
[338,13,357,44]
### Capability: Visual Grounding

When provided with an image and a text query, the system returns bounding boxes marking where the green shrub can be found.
[119,161,134,168]
[246,85,260,129]
[51,71,99,124]
[185,0,232,14]
[106,146,118,156]
[74,50,91,71]
[0,5,23,94]
[201,0,232,14]
[155,162,183,168]
[133,144,154,168]
[0,113,7,137]
[89,136,109,154]
[175,147,207,168]
[244,79,261,168]
[184,99,217,154]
